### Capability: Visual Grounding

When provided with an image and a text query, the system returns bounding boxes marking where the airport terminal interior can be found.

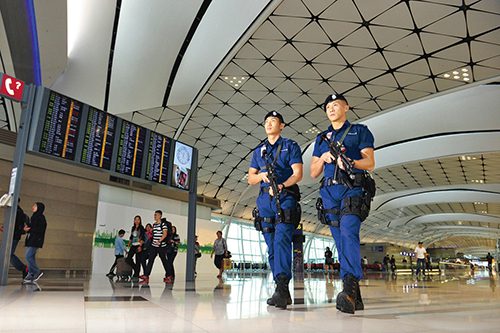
[1,0,500,332]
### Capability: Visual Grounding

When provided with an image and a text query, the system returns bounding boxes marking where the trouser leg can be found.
[25,247,40,276]
[10,239,26,271]
[145,247,159,276]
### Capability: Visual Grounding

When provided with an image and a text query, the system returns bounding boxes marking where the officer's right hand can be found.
[322,152,334,164]
[261,172,270,183]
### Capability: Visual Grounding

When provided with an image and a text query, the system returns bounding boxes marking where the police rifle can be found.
[320,133,355,190]
[262,149,282,221]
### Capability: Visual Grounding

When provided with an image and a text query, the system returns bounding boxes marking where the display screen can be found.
[115,120,146,177]
[81,107,117,170]
[145,132,171,184]
[171,141,193,190]
[39,91,82,160]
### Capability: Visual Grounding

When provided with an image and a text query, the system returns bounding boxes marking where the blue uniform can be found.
[250,136,303,280]
[313,120,374,280]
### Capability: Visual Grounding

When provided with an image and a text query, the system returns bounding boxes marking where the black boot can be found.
[267,288,292,305]
[274,274,291,309]
[336,275,357,314]
[355,282,364,311]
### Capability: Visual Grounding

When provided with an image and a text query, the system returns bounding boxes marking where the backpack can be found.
[160,218,173,245]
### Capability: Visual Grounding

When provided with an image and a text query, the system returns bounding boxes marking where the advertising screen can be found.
[80,107,117,170]
[39,90,83,160]
[145,131,171,184]
[171,141,193,190]
[115,120,147,178]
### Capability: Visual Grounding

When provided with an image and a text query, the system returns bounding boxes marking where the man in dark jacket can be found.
[0,198,29,278]
[23,202,47,283]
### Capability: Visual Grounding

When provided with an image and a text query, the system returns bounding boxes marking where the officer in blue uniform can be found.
[311,94,375,314]
[248,111,303,309]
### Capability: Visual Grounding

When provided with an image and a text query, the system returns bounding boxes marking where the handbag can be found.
[223,258,232,270]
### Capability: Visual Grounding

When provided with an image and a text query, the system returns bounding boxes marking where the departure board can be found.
[115,121,146,177]
[145,132,171,184]
[39,91,82,160]
[81,107,117,170]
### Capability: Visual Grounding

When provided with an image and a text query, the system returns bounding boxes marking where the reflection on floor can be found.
[0,269,499,332]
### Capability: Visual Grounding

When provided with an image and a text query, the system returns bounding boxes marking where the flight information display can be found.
[39,91,82,160]
[81,107,117,170]
[115,120,146,177]
[145,132,171,184]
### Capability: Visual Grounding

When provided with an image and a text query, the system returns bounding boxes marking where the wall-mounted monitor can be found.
[171,141,193,190]
[38,90,83,160]
[145,131,171,185]
[80,107,117,170]
[115,120,147,178]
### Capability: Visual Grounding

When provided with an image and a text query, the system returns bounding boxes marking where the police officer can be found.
[248,111,303,309]
[311,94,375,314]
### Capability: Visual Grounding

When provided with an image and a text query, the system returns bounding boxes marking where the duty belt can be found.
[260,186,295,196]
[321,173,364,188]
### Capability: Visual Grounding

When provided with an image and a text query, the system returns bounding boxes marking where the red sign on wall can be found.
[0,73,25,102]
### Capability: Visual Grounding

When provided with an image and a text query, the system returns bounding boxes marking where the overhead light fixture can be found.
[443,68,471,82]
[223,75,247,88]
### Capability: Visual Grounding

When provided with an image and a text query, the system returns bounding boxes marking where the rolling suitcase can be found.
[116,257,133,280]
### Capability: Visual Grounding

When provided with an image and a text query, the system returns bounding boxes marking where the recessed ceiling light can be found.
[462,68,468,72]
[233,77,236,80]
[453,71,459,75]
[454,76,460,79]
[224,77,228,80]
[444,74,450,78]
[463,73,469,77]
[464,77,470,81]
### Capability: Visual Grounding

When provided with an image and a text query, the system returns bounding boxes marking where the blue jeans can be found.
[416,258,426,275]
[25,247,40,276]
[11,239,27,271]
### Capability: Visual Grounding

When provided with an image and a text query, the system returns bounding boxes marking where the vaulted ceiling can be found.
[1,0,500,256]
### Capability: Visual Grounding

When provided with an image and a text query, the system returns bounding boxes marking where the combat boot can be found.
[273,274,291,309]
[355,282,364,311]
[336,275,357,314]
[267,288,292,306]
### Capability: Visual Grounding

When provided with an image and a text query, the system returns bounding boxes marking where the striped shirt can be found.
[151,221,168,248]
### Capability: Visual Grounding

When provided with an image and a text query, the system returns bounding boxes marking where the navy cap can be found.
[264,110,284,124]
[323,93,348,111]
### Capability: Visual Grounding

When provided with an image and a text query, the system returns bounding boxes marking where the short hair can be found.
[118,229,126,235]
[216,230,222,236]
[155,210,163,216]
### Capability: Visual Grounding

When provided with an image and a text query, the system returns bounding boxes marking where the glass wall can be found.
[215,218,338,265]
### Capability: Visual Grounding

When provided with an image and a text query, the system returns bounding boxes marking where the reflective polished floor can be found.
[0,268,499,332]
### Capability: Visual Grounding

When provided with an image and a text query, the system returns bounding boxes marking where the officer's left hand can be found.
[269,184,283,196]
[337,156,353,170]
